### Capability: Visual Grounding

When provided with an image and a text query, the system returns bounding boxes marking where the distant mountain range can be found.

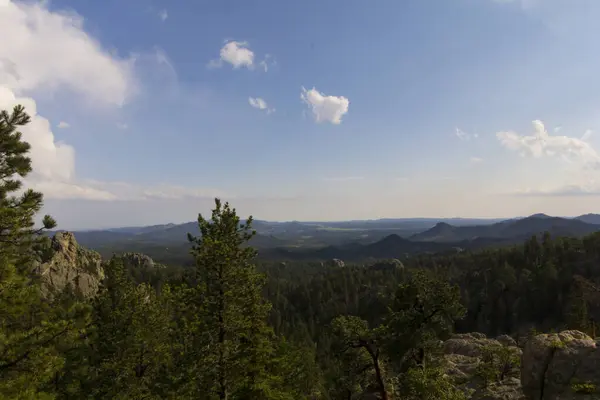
[51,217,506,250]
[50,213,600,263]
[410,213,600,243]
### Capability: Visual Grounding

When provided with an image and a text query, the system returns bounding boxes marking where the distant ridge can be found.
[48,213,600,263]
[574,213,600,225]
[528,213,552,219]
[411,214,600,242]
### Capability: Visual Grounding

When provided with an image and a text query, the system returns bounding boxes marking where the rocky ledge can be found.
[443,330,600,400]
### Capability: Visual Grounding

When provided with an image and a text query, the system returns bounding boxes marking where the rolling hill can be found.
[410,214,600,242]
[48,213,600,265]
[51,217,503,251]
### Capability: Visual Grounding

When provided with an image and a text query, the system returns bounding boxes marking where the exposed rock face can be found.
[34,232,104,298]
[521,330,600,400]
[443,332,525,400]
[119,252,163,269]
[443,330,600,399]
[326,258,345,268]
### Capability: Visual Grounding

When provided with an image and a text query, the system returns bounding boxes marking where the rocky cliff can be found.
[443,330,600,400]
[521,330,600,400]
[119,252,165,269]
[34,231,104,298]
[444,332,524,400]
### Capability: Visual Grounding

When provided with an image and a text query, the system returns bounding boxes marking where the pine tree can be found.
[330,315,388,400]
[0,106,77,398]
[384,270,465,372]
[82,257,172,399]
[177,199,278,399]
[0,105,56,264]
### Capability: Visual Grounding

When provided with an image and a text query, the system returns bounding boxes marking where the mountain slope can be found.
[411,214,600,242]
[574,213,600,225]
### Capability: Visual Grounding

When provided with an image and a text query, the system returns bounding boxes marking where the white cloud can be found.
[510,182,600,197]
[455,128,478,141]
[496,120,600,167]
[258,54,275,72]
[57,121,70,129]
[208,41,255,70]
[248,97,274,114]
[158,9,168,21]
[582,129,593,141]
[0,0,134,105]
[0,88,75,182]
[31,180,117,201]
[0,1,136,201]
[116,122,128,130]
[45,180,227,201]
[470,157,483,163]
[300,87,349,125]
[29,179,228,202]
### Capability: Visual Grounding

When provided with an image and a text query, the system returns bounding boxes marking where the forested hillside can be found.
[3,106,600,399]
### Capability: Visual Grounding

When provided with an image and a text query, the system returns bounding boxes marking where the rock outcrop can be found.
[326,258,345,268]
[34,232,104,298]
[521,330,600,399]
[444,332,525,400]
[442,330,600,400]
[119,252,164,269]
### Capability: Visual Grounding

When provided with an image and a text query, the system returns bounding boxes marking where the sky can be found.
[2,0,600,229]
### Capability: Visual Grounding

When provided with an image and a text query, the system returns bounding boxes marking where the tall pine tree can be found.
[175,199,278,399]
[0,105,71,398]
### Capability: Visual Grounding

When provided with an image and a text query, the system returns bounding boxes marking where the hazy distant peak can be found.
[528,213,552,219]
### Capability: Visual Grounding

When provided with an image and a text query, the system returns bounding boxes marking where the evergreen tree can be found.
[176,199,279,399]
[83,257,172,399]
[0,106,72,399]
[0,105,56,264]
[330,315,388,400]
[384,270,465,373]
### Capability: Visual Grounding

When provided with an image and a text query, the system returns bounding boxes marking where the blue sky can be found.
[2,0,600,229]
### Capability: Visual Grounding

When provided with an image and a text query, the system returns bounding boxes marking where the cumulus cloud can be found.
[0,1,228,203]
[208,41,255,69]
[0,0,137,201]
[496,120,600,167]
[301,87,349,125]
[248,97,274,114]
[57,121,70,129]
[0,88,75,182]
[0,0,134,105]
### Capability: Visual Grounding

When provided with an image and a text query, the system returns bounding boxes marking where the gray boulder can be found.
[521,330,600,399]
[443,333,525,400]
